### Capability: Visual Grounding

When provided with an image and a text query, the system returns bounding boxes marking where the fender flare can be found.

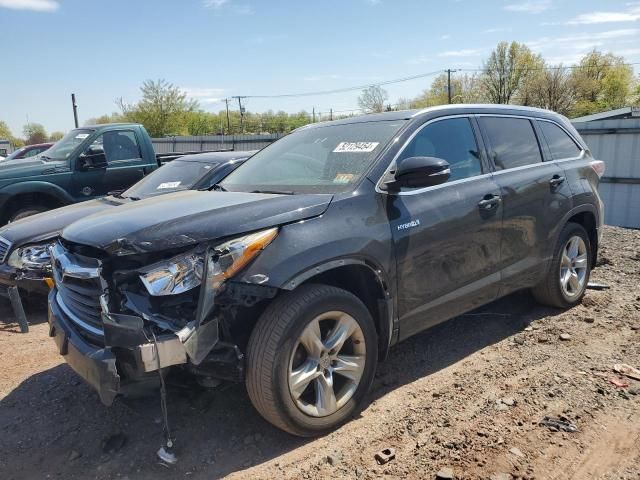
[281,257,395,359]
[0,181,74,212]
[545,202,599,270]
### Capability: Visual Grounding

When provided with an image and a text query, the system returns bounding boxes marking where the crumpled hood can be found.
[0,196,125,246]
[62,190,333,255]
[0,158,69,179]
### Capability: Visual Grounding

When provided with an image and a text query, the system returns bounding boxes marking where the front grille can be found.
[51,242,104,342]
[0,236,12,263]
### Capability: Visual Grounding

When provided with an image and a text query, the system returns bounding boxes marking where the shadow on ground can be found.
[0,290,560,480]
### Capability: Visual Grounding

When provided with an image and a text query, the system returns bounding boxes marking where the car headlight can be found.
[139,228,278,296]
[8,243,53,272]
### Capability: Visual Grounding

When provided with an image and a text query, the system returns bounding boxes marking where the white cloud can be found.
[202,0,253,14]
[203,0,228,8]
[0,0,58,11]
[182,87,226,104]
[438,48,482,57]
[567,4,640,24]
[303,74,342,82]
[440,34,451,40]
[505,0,552,14]
[525,28,640,64]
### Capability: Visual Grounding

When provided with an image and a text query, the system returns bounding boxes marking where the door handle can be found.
[478,194,502,210]
[549,175,566,187]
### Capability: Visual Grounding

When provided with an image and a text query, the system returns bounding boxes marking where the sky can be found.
[1,0,639,135]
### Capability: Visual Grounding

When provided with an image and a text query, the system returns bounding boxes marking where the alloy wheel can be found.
[559,235,588,299]
[288,311,366,417]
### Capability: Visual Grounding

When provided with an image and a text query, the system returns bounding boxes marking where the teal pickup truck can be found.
[0,123,167,224]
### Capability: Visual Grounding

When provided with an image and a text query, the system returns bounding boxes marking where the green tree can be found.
[527,66,575,115]
[49,131,65,142]
[185,111,218,135]
[413,72,484,107]
[0,120,13,140]
[570,50,634,116]
[357,85,389,113]
[118,79,198,137]
[481,41,543,104]
[23,123,48,145]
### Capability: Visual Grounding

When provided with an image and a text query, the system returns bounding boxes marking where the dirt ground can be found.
[1,226,639,480]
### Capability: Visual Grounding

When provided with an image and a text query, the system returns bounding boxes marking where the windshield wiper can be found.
[40,155,52,161]
[250,189,295,195]
[210,183,227,192]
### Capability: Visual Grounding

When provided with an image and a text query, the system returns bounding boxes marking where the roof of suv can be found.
[301,104,564,128]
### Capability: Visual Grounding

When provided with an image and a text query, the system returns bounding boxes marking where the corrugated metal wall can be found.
[152,134,283,154]
[573,119,640,229]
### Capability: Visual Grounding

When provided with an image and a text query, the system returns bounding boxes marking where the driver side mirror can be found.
[385,156,450,191]
[79,146,107,170]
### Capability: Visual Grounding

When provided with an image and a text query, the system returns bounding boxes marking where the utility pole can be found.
[71,93,79,128]
[232,96,246,133]
[312,107,315,123]
[446,69,458,104]
[224,98,231,134]
[330,108,333,121]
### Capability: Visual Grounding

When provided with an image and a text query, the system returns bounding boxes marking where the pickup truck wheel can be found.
[246,284,378,437]
[9,206,48,222]
[532,222,591,309]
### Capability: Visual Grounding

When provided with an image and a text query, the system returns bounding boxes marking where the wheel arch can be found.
[283,259,394,361]
[561,205,599,266]
[0,182,73,223]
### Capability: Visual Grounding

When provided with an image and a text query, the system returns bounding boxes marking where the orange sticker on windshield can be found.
[334,173,355,184]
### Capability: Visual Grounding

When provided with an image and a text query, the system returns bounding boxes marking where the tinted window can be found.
[90,130,141,163]
[398,117,482,182]
[479,117,542,170]
[539,121,582,160]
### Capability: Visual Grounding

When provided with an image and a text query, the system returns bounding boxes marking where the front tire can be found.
[9,205,48,222]
[246,284,378,437]
[532,222,591,308]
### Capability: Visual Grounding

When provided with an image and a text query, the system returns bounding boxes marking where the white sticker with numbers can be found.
[157,181,181,189]
[333,142,379,153]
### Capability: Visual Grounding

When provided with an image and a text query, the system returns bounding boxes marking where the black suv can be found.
[48,105,604,437]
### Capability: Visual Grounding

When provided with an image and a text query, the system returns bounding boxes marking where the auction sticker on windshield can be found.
[157,181,181,189]
[75,133,90,140]
[333,142,379,153]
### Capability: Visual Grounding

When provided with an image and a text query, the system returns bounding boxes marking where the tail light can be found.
[590,160,605,178]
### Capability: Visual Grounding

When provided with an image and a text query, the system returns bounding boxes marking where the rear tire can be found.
[9,206,48,222]
[532,222,591,308]
[246,284,378,437]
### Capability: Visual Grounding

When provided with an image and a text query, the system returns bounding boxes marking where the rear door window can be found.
[398,117,483,182]
[479,117,542,170]
[539,121,582,160]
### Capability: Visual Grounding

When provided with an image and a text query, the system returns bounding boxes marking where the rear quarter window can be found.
[539,121,582,160]
[479,117,542,170]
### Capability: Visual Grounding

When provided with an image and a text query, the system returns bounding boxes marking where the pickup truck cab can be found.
[0,123,160,224]
[48,105,604,437]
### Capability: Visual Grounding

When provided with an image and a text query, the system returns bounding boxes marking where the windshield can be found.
[44,129,94,160]
[122,160,219,199]
[3,147,27,161]
[221,120,406,194]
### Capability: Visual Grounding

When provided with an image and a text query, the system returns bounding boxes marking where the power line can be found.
[243,70,444,99]
[233,62,640,100]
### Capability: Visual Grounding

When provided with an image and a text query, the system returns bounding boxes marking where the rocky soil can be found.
[0,226,639,480]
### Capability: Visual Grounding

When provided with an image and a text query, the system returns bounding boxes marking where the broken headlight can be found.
[8,242,53,273]
[139,227,278,297]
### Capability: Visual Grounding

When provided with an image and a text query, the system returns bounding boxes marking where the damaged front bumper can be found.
[48,289,121,405]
